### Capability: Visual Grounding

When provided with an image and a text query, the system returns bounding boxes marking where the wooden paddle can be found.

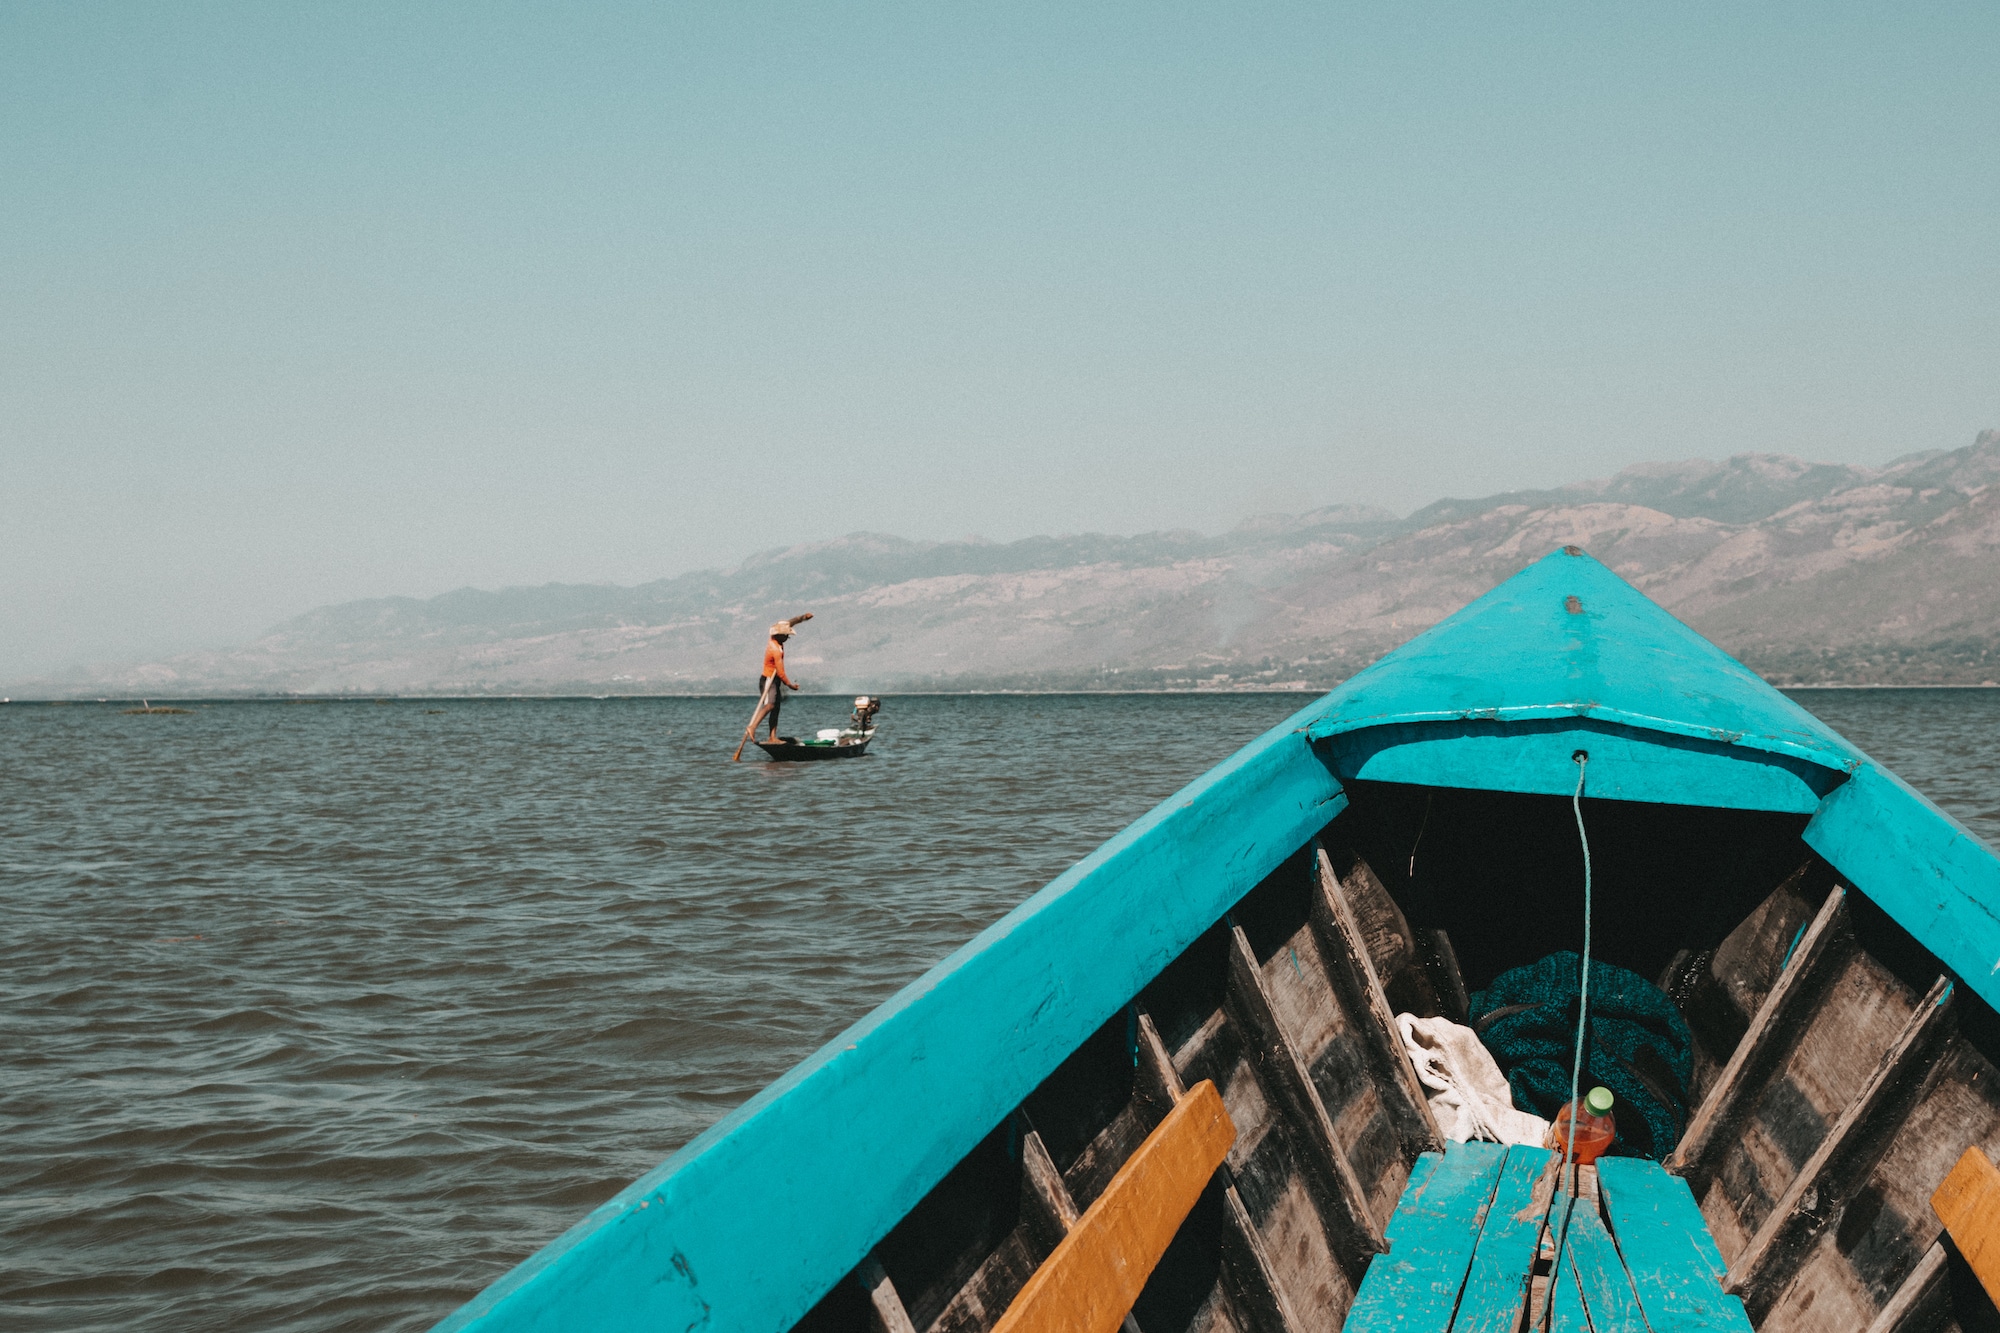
[732,685,776,762]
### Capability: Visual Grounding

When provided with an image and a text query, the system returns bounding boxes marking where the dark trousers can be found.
[757,675,781,732]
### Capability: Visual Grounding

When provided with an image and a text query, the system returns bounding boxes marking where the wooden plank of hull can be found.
[1135,1011,1305,1333]
[1021,1129,1080,1236]
[1247,918,1409,1229]
[1724,975,1958,1324]
[1932,1147,2000,1308]
[1707,862,1825,1031]
[1705,956,1933,1265]
[906,1159,1058,1333]
[1742,997,2000,1328]
[1668,860,1828,1110]
[1223,919,1385,1267]
[1320,845,1418,985]
[1670,885,1853,1197]
[1860,1240,1949,1333]
[1417,930,1471,1028]
[1188,914,1369,1323]
[1310,845,1445,1155]
[993,1082,1236,1333]
[859,1255,922,1333]
[1063,1100,1165,1217]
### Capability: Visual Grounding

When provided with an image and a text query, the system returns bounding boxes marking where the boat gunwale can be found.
[433,697,1348,1333]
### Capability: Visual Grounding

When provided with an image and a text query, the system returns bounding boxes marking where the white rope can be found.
[1546,751,1592,1324]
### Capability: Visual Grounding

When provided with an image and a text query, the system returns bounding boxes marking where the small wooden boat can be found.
[753,731,876,761]
[436,549,2000,1333]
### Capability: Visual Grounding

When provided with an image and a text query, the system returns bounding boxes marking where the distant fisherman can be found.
[733,613,813,759]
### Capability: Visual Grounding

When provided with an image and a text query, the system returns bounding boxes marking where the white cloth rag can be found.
[1397,1012,1551,1146]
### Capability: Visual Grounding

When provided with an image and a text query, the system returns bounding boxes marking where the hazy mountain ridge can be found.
[21,433,1999,696]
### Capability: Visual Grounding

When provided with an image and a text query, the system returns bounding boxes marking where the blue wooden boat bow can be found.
[434,549,2000,1333]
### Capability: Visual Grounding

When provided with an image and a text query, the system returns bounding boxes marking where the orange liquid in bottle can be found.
[1546,1086,1616,1165]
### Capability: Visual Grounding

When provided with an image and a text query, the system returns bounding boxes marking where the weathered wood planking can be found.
[1172,988,1360,1324]
[1064,1098,1162,1214]
[1224,918,1385,1267]
[1755,1035,2000,1331]
[993,1082,1236,1333]
[859,1255,921,1333]
[1323,845,1418,987]
[1254,878,1415,1227]
[1709,862,1825,1026]
[1450,1147,1553,1329]
[1134,1009,1305,1333]
[1667,861,1825,1108]
[1343,1146,1764,1333]
[1343,1142,1508,1330]
[1548,1254,1592,1333]
[1312,845,1445,1156]
[1559,1203,1649,1333]
[1021,1130,1079,1237]
[1671,884,1852,1199]
[1697,943,1925,1265]
[919,1202,1055,1333]
[1597,1157,1753,1332]
[1859,1240,1949,1333]
[1726,976,1957,1323]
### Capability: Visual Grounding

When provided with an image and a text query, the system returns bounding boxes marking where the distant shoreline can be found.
[7,683,1999,705]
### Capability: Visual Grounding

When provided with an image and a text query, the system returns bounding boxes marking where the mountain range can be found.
[20,430,2000,697]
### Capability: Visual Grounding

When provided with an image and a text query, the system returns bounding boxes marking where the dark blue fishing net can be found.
[1470,952,1692,1160]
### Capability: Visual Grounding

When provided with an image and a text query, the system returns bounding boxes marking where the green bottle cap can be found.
[1586,1086,1615,1115]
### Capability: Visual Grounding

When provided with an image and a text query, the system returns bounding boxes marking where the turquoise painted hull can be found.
[433,549,2000,1333]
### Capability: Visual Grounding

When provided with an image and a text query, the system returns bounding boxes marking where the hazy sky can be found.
[4,3,1997,678]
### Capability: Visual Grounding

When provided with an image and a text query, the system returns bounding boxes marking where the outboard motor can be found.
[850,696,882,731]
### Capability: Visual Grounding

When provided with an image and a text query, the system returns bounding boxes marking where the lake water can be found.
[3,690,1996,1332]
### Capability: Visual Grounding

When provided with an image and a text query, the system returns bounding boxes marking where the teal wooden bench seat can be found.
[1341,1145,1753,1332]
[1595,1157,1753,1332]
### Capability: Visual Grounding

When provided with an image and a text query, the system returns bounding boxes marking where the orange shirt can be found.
[761,639,797,689]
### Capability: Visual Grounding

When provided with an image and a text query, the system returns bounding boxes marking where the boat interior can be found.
[790,779,2000,1333]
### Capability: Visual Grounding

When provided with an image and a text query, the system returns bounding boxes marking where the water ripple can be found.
[2,691,1991,1332]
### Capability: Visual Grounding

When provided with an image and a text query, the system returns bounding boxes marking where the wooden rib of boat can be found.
[435,548,2000,1333]
[754,731,876,762]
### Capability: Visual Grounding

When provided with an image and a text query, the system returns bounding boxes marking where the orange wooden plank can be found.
[992,1079,1236,1333]
[1933,1146,2000,1306]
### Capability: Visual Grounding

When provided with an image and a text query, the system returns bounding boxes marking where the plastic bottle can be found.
[1547,1086,1616,1165]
